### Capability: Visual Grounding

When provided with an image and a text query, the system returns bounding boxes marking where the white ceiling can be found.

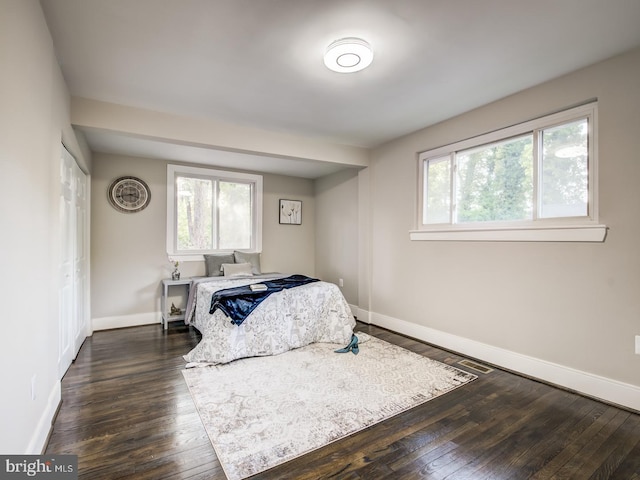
[41,0,640,177]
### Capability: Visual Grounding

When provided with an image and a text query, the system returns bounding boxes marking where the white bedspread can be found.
[183,275,355,366]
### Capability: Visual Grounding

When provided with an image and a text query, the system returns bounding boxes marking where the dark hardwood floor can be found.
[46,322,640,479]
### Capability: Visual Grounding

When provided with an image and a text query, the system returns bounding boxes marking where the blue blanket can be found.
[209,275,320,325]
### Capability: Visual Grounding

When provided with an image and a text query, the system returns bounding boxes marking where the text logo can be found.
[0,456,77,479]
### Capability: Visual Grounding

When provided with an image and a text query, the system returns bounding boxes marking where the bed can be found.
[182,272,356,367]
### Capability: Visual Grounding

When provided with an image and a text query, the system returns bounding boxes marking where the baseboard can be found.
[26,381,61,454]
[355,307,371,323]
[370,311,640,412]
[92,311,161,331]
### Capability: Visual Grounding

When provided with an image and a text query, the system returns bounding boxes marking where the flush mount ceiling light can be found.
[324,37,373,73]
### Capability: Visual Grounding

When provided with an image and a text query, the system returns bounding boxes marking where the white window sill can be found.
[409,224,607,242]
[168,251,262,263]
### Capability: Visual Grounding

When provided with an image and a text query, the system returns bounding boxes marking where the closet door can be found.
[59,147,75,377]
[59,145,88,378]
[73,162,88,357]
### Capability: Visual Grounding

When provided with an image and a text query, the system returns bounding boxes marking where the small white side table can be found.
[161,278,191,329]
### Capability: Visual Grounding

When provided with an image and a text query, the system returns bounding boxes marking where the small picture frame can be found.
[279,199,302,225]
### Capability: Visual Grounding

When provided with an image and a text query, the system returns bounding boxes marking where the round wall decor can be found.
[107,176,151,213]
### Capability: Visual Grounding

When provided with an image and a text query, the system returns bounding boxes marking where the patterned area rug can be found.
[182,333,476,480]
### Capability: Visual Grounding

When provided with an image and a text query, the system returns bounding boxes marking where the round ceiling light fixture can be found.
[324,37,373,73]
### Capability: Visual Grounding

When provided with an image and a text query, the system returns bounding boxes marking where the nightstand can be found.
[161,278,191,329]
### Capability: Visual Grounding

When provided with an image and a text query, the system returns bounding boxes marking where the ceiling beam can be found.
[70,97,369,168]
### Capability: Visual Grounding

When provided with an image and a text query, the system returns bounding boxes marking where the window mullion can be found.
[173,175,180,253]
[249,183,255,250]
[212,180,219,250]
[532,130,541,221]
[450,153,457,225]
[587,114,596,221]
[420,160,427,226]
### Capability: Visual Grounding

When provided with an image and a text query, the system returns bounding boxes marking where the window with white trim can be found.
[413,102,606,242]
[167,165,262,258]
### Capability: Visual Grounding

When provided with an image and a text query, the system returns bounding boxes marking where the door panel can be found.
[59,145,88,378]
[73,162,87,357]
[59,148,75,377]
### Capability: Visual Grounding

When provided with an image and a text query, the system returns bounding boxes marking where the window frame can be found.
[412,102,607,242]
[167,164,263,261]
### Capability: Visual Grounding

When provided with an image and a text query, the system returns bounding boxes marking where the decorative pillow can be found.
[222,262,253,277]
[234,251,261,275]
[204,253,235,277]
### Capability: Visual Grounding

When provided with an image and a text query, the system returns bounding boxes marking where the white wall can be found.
[91,154,316,328]
[0,0,91,453]
[365,48,640,409]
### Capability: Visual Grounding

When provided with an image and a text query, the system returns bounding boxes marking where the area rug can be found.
[182,333,476,480]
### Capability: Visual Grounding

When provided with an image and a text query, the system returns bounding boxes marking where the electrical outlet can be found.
[635,335,640,355]
[31,374,37,401]
[338,278,344,287]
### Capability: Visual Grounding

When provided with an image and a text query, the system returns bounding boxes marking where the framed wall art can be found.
[279,199,302,225]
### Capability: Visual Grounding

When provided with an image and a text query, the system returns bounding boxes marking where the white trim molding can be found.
[370,311,640,412]
[92,312,162,331]
[410,224,607,242]
[355,307,371,324]
[27,382,61,454]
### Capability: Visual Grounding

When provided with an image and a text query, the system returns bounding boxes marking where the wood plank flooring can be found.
[46,322,640,479]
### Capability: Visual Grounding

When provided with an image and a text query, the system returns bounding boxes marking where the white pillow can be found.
[221,262,253,277]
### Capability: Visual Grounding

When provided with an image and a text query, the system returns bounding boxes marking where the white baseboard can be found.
[370,311,640,412]
[355,307,371,323]
[92,311,161,331]
[27,381,61,454]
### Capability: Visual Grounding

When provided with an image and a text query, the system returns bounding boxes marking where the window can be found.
[414,102,606,242]
[167,165,262,259]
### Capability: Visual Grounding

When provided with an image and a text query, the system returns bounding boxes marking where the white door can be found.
[73,162,88,357]
[59,147,75,377]
[59,145,88,377]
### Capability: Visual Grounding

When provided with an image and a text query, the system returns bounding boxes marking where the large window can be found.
[414,102,605,242]
[167,165,262,258]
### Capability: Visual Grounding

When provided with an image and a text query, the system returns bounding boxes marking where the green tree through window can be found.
[456,135,533,223]
[168,164,261,256]
[419,103,595,228]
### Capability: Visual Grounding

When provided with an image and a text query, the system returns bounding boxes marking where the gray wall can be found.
[315,168,360,306]
[7,1,639,456]
[366,47,640,389]
[313,48,640,408]
[91,153,315,323]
